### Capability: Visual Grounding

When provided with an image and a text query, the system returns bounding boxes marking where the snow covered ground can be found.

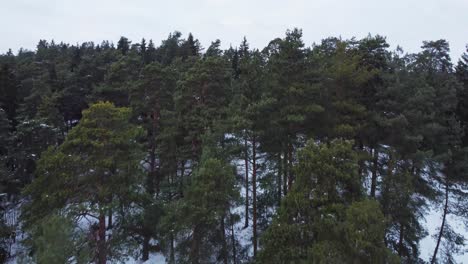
[3,152,466,263]
[420,205,467,263]
[124,253,166,264]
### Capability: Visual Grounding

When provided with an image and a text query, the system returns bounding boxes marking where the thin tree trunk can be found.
[382,152,394,213]
[398,222,405,257]
[370,148,379,198]
[108,209,112,229]
[155,167,161,197]
[169,232,175,264]
[287,140,293,191]
[179,160,186,198]
[142,234,150,261]
[357,140,364,177]
[153,108,161,196]
[252,136,258,258]
[244,136,249,228]
[98,213,107,264]
[148,137,156,195]
[277,152,282,206]
[230,213,237,264]
[170,171,175,199]
[220,215,228,264]
[190,225,200,264]
[283,150,288,196]
[143,113,156,260]
[431,178,449,264]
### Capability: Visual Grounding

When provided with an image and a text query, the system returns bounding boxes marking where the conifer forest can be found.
[0,30,467,263]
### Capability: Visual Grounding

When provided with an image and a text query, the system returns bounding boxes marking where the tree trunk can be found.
[220,215,228,264]
[107,209,112,230]
[179,160,186,198]
[153,108,161,196]
[357,140,364,177]
[98,213,107,264]
[190,225,200,264]
[277,152,282,206]
[382,152,394,213]
[370,148,379,198]
[145,110,158,259]
[398,222,405,257]
[431,178,449,264]
[230,213,237,264]
[142,234,150,261]
[169,232,175,264]
[155,167,161,196]
[148,138,156,195]
[283,150,288,196]
[252,136,258,258]
[287,140,293,191]
[244,136,249,228]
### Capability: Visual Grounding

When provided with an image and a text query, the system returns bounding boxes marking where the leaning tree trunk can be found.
[431,178,449,264]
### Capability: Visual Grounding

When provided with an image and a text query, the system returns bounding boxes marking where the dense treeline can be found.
[0,29,467,263]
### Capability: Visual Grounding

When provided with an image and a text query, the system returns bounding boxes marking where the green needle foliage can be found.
[22,102,144,263]
[0,32,465,263]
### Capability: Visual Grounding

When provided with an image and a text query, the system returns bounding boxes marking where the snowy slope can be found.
[420,206,467,263]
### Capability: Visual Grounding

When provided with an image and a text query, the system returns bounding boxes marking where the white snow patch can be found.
[124,252,166,264]
[420,205,467,263]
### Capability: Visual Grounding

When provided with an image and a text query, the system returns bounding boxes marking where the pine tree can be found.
[23,102,144,264]
[130,62,177,260]
[157,31,183,65]
[131,62,176,195]
[92,52,142,107]
[1,32,466,264]
[456,46,468,145]
[26,214,91,264]
[262,28,323,194]
[230,45,268,256]
[206,39,223,58]
[169,145,238,264]
[0,105,16,247]
[416,40,468,264]
[175,55,230,161]
[259,139,398,263]
[117,36,131,55]
[0,63,18,127]
[180,33,201,59]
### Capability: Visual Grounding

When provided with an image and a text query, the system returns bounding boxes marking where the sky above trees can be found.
[2,0,467,60]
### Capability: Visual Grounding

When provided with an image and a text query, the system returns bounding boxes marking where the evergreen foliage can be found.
[0,32,465,263]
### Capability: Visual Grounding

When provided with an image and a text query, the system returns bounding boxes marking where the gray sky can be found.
[1,0,467,61]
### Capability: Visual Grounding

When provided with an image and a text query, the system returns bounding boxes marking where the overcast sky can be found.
[2,0,467,61]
